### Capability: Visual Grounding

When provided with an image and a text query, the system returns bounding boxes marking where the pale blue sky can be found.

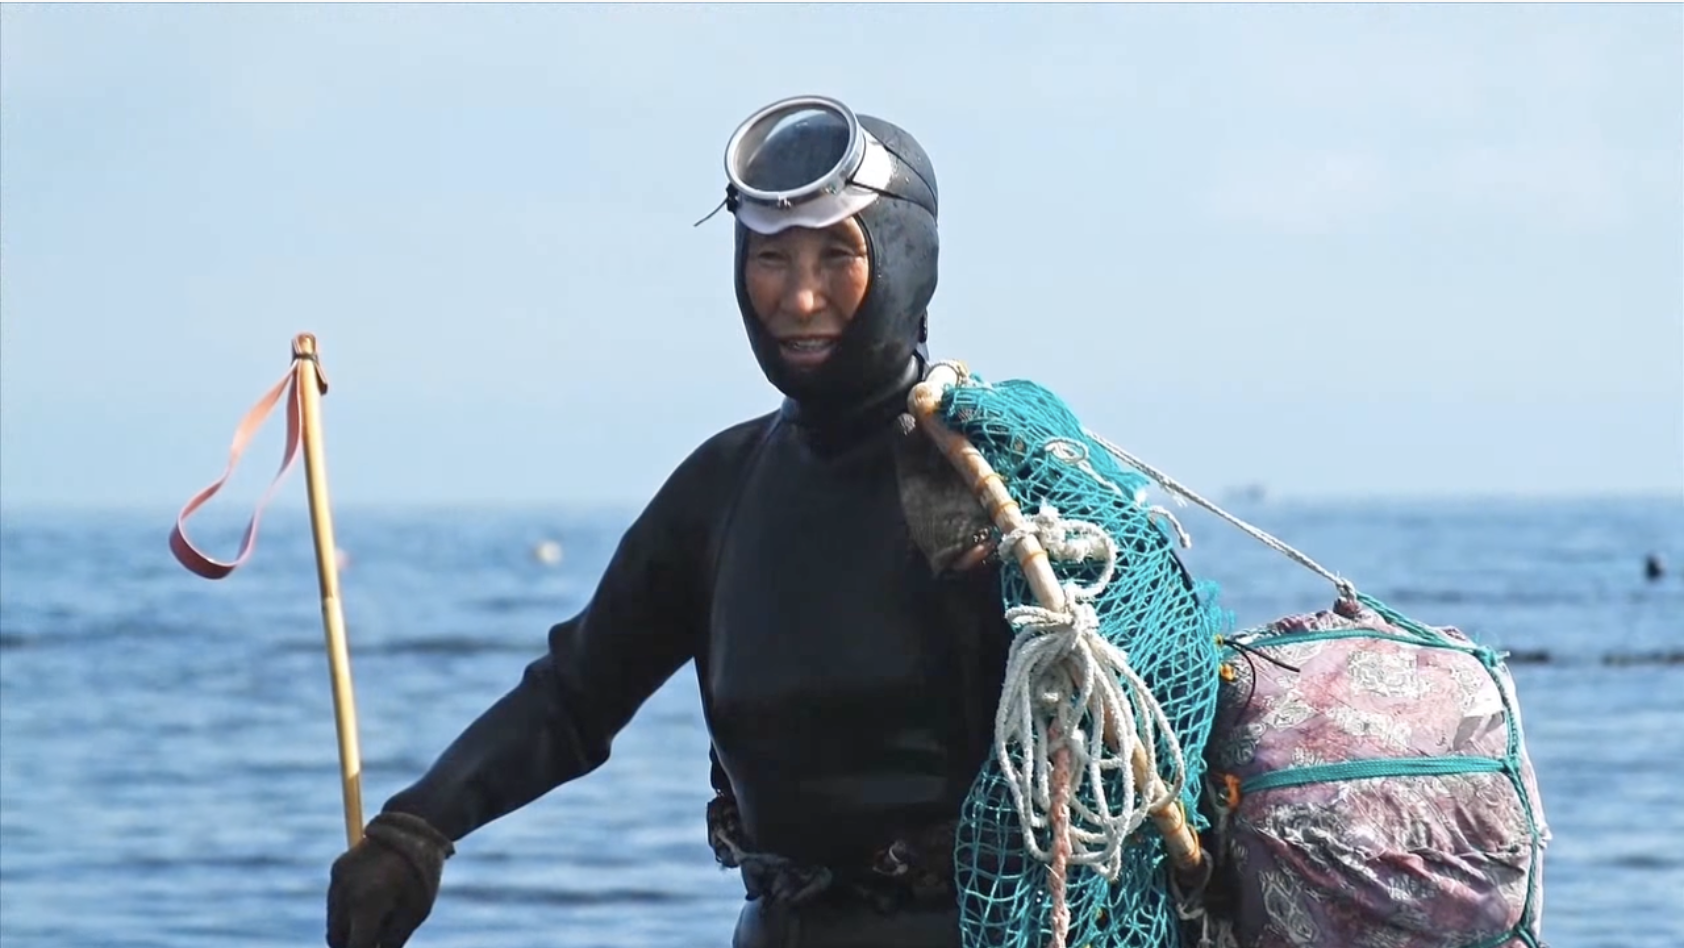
[2,3,1680,513]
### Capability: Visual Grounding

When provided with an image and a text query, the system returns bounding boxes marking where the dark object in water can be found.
[1644,553,1666,581]
[1493,649,1684,668]
[1603,649,1684,667]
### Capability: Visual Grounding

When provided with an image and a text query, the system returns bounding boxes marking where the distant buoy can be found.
[533,540,563,566]
[1644,553,1665,582]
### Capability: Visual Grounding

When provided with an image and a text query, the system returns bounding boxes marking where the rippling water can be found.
[2,497,1680,948]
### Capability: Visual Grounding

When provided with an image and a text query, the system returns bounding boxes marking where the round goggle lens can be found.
[728,102,858,201]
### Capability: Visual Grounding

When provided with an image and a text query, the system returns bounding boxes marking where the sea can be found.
[1,496,1680,948]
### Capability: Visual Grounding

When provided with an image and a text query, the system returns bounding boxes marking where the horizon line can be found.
[3,487,1681,520]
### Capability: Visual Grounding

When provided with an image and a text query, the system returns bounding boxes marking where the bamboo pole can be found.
[291,333,366,848]
[907,362,1203,875]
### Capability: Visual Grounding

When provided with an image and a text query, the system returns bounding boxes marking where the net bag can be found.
[1203,596,1550,948]
[908,361,1548,948]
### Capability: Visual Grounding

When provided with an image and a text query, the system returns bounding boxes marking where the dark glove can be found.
[326,811,455,948]
[892,414,998,575]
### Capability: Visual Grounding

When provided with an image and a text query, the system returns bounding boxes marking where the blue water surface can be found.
[2,496,1680,948]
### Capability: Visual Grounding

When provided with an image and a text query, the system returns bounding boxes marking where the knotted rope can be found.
[993,505,1188,947]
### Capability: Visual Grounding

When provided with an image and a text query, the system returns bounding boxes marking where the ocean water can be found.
[1,496,1680,948]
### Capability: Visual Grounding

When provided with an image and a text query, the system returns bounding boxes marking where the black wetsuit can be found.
[382,363,1010,948]
[382,107,1003,947]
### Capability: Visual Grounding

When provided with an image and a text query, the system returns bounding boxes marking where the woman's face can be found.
[742,217,871,371]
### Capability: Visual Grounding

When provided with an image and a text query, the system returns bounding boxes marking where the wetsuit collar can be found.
[777,355,922,447]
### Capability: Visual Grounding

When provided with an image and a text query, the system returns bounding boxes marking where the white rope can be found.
[1042,438,1130,501]
[1080,428,1359,602]
[1039,437,1194,550]
[992,505,1188,883]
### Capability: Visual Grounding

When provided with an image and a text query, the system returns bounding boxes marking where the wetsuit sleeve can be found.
[380,447,719,842]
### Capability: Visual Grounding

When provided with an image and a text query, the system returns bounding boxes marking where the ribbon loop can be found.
[169,359,310,580]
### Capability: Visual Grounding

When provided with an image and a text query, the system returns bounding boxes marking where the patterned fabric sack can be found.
[1201,595,1550,948]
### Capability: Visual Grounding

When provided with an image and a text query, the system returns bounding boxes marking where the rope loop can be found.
[991,506,1188,885]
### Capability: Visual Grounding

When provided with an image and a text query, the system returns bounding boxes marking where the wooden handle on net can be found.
[907,363,1203,874]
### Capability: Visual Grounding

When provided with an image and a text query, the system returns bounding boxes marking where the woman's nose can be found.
[781,269,825,319]
[783,287,821,319]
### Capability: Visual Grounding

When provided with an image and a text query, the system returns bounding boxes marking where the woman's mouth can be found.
[778,336,839,368]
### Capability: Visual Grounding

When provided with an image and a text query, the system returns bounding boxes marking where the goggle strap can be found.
[692,186,741,228]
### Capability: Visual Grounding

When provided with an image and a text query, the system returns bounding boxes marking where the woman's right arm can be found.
[378,434,737,842]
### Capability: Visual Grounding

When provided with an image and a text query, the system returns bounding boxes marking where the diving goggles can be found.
[699,95,896,234]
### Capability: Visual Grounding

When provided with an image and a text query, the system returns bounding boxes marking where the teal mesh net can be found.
[931,371,1231,948]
